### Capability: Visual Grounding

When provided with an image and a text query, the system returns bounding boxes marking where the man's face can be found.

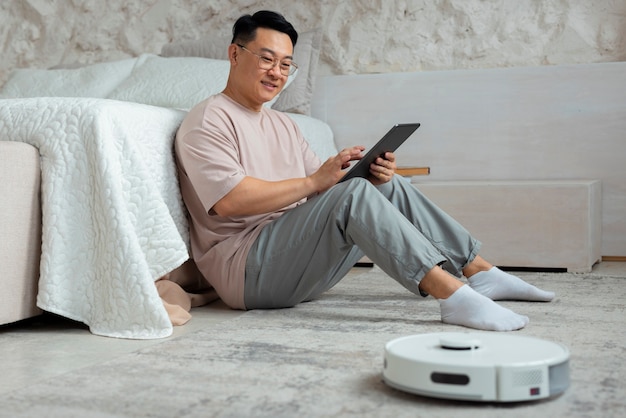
[230,27,294,111]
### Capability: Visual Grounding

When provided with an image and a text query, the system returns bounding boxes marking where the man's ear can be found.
[228,43,238,65]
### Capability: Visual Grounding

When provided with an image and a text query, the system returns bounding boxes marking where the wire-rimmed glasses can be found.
[236,43,298,76]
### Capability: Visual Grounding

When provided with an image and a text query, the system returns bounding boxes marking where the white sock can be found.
[468,267,555,302]
[439,285,529,331]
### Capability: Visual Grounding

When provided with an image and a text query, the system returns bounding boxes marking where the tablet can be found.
[338,123,420,183]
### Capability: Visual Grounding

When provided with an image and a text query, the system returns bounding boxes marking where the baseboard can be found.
[497,266,568,273]
[601,256,626,262]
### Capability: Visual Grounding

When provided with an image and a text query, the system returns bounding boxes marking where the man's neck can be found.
[221,86,263,113]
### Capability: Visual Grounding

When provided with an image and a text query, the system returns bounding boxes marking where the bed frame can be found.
[311,62,626,271]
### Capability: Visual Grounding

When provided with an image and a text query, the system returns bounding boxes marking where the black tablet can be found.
[338,123,420,183]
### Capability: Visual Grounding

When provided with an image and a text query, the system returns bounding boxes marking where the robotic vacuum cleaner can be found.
[383,332,570,402]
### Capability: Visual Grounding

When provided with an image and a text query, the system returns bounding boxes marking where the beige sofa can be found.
[1,141,42,324]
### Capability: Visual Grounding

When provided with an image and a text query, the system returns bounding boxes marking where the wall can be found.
[1,0,626,85]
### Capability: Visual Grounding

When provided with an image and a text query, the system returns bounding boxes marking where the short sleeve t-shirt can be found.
[175,93,322,309]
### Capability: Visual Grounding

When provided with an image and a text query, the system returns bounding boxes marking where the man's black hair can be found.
[231,10,298,47]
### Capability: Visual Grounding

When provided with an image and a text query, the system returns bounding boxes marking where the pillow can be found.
[160,28,322,115]
[271,28,323,115]
[107,54,230,110]
[108,54,293,110]
[287,113,337,161]
[0,58,137,99]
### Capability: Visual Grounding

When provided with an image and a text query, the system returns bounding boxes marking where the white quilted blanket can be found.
[0,97,190,339]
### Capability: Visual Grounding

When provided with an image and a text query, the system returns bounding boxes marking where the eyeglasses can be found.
[236,43,298,76]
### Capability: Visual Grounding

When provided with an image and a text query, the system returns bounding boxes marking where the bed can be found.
[0,31,336,339]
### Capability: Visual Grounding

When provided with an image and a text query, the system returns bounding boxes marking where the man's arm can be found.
[213,176,315,217]
[213,146,366,217]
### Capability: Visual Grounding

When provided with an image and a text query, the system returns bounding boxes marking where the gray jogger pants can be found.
[243,176,481,309]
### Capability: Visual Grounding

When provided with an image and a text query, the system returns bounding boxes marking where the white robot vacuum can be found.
[383,332,570,402]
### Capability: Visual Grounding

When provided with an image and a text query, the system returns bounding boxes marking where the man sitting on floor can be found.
[175,10,554,331]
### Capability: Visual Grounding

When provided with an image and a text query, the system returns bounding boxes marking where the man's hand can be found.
[310,146,365,192]
[368,151,397,185]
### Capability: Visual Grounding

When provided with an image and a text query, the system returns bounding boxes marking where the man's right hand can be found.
[310,146,365,192]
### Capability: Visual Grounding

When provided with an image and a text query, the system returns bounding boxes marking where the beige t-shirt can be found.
[175,93,322,309]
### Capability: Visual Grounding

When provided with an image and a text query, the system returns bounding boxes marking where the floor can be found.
[0,295,243,396]
[1,262,624,398]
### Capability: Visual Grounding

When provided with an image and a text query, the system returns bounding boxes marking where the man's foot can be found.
[468,267,555,302]
[439,285,529,331]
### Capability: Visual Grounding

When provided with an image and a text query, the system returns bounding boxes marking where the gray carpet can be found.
[1,267,625,418]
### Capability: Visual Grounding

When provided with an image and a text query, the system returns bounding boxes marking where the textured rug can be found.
[1,267,625,418]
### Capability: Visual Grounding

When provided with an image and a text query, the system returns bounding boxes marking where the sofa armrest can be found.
[0,141,42,324]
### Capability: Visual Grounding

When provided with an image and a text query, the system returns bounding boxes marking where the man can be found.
[175,10,555,331]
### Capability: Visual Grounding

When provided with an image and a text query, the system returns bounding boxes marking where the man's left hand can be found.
[369,151,396,185]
